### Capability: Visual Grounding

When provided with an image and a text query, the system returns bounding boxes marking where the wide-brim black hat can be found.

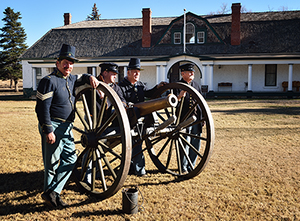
[57,44,78,62]
[99,62,119,74]
[127,58,143,70]
[179,63,195,72]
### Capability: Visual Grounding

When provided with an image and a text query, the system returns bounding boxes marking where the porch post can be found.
[156,65,160,84]
[92,67,97,77]
[162,65,167,82]
[202,64,207,85]
[209,64,214,92]
[288,64,293,92]
[247,64,253,92]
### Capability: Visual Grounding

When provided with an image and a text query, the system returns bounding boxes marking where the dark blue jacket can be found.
[36,68,91,134]
[118,77,158,105]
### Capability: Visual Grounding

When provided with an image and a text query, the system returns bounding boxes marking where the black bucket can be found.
[122,186,139,214]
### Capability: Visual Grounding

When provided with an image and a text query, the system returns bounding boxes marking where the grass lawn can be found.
[0,96,299,220]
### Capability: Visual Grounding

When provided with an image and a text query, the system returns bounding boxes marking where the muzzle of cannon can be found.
[133,94,178,117]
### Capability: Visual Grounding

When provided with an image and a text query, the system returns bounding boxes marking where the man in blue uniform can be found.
[86,62,126,108]
[177,63,203,173]
[36,44,99,208]
[118,58,165,176]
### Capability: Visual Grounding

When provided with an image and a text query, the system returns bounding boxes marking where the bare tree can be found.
[209,3,251,15]
[241,5,252,13]
[278,6,288,11]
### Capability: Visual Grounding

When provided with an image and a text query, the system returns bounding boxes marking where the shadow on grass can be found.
[0,171,123,216]
[0,94,29,101]
[0,169,182,217]
[212,106,300,115]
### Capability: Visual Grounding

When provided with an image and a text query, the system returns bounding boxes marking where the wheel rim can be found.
[73,82,131,199]
[146,82,214,178]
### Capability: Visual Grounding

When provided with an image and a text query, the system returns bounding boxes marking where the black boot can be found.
[41,190,57,208]
[56,194,69,208]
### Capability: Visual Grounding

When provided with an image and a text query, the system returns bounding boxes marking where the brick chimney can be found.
[142,8,152,48]
[231,3,241,45]
[64,13,71,26]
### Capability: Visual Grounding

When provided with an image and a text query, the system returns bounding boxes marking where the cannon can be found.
[72,82,214,200]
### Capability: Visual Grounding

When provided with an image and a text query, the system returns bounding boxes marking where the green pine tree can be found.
[0,7,27,92]
[87,3,101,20]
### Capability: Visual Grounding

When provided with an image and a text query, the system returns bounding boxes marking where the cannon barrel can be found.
[133,94,178,117]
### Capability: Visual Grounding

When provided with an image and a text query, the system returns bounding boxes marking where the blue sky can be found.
[1,0,299,48]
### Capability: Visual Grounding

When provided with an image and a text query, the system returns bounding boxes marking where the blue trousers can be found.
[131,139,146,175]
[182,124,201,172]
[39,120,77,194]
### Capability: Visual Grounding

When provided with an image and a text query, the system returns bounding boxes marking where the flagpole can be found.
[183,8,186,54]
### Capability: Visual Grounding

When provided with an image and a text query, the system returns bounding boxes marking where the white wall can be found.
[214,65,248,91]
[139,66,157,88]
[22,61,33,89]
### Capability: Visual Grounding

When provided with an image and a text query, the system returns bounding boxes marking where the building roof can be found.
[21,10,300,61]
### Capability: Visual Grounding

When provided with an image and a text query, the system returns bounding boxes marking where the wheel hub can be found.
[81,132,98,148]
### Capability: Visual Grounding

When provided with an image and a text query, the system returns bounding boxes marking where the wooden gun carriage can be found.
[72,82,215,200]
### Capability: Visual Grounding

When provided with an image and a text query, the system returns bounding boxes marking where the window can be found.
[197,31,205,44]
[173,24,205,45]
[265,64,277,86]
[174,32,181,44]
[186,23,195,44]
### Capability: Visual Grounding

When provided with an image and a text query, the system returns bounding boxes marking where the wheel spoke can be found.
[148,135,166,146]
[174,140,182,174]
[179,134,203,159]
[165,140,174,169]
[82,93,93,130]
[180,102,197,123]
[175,98,185,125]
[97,146,117,179]
[178,137,194,171]
[95,150,107,191]
[80,149,92,182]
[98,141,122,160]
[96,111,117,136]
[99,132,122,142]
[164,108,171,119]
[156,111,167,122]
[92,88,97,130]
[91,150,96,191]
[73,126,86,134]
[180,131,207,141]
[156,137,171,158]
[96,94,108,129]
[75,106,89,131]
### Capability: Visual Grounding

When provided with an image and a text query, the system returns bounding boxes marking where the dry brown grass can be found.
[0,95,299,220]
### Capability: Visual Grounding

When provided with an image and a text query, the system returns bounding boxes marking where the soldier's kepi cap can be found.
[179,63,195,72]
[57,44,78,62]
[99,62,119,74]
[127,58,143,70]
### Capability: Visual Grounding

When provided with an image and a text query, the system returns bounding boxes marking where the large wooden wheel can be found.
[145,82,214,179]
[72,82,131,199]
